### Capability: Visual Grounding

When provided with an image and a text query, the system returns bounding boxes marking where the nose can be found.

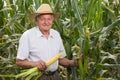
[44,19,49,24]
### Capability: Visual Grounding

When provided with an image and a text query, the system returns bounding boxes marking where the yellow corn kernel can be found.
[46,53,62,66]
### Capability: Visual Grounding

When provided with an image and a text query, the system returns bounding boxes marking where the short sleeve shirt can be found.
[17,27,66,71]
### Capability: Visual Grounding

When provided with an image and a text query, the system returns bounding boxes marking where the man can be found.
[16,4,82,80]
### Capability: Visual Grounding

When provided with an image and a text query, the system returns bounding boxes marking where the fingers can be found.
[35,60,47,71]
[73,54,84,66]
[80,54,84,59]
[80,54,84,63]
[75,54,84,60]
[73,59,78,66]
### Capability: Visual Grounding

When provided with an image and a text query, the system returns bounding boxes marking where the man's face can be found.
[36,14,54,31]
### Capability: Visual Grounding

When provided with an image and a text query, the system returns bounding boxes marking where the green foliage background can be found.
[0,0,120,80]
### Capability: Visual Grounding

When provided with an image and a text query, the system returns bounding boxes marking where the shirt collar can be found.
[36,26,54,38]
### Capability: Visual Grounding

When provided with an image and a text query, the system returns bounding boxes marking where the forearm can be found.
[59,58,76,67]
[16,58,36,68]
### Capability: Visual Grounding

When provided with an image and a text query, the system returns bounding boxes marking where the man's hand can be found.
[69,54,84,67]
[35,60,47,71]
[59,54,84,67]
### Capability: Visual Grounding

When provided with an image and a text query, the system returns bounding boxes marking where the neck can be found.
[39,28,50,38]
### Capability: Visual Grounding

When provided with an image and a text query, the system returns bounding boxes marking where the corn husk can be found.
[15,53,62,79]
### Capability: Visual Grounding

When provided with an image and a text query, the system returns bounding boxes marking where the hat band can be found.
[36,10,53,14]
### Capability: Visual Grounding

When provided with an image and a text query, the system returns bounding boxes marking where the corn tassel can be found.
[15,53,62,79]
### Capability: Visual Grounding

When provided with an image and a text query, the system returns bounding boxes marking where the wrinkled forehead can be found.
[35,14,54,21]
[36,13,53,18]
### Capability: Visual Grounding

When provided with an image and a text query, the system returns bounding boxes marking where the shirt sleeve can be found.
[59,37,66,58]
[16,32,29,60]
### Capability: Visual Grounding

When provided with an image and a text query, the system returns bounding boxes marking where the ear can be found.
[35,20,38,25]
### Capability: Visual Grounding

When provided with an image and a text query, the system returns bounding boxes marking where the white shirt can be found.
[17,27,66,71]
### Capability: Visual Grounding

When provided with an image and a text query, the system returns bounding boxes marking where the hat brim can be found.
[29,12,59,23]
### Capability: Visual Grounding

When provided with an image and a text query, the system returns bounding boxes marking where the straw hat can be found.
[30,4,58,23]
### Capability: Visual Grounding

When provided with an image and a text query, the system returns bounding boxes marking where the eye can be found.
[48,18,53,21]
[48,18,51,21]
[40,18,45,21]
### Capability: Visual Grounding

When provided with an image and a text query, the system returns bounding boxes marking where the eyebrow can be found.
[35,14,54,21]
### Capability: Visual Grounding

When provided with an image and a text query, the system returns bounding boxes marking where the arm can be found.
[16,59,36,68]
[59,58,78,67]
[59,54,84,67]
[16,58,47,71]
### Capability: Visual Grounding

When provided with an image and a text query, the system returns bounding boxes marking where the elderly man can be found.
[16,4,82,80]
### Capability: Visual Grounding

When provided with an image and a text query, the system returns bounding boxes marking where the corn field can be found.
[0,0,120,80]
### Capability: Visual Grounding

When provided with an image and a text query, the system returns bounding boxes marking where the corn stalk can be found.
[0,0,120,80]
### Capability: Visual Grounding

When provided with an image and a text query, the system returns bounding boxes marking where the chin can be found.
[44,29,50,31]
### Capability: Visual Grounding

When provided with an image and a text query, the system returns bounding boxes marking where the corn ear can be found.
[46,53,62,66]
